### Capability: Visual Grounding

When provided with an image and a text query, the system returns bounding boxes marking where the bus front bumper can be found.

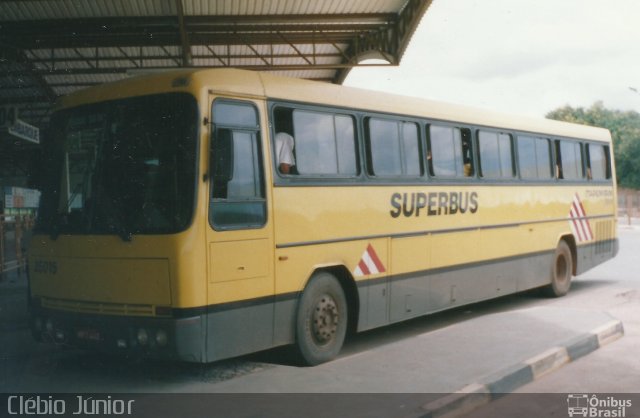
[29,305,205,363]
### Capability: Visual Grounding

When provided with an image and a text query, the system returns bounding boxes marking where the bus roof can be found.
[59,68,611,143]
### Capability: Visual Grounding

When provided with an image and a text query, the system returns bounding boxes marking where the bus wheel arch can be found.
[294,266,357,365]
[544,237,575,297]
[323,265,360,336]
[560,234,578,275]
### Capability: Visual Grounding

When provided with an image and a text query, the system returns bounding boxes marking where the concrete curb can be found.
[405,319,624,418]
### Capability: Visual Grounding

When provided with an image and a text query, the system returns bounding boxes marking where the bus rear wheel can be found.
[544,240,573,297]
[295,272,348,366]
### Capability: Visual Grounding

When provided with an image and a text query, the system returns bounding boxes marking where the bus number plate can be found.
[76,329,101,342]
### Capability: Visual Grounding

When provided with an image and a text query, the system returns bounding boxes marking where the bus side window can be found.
[366,118,421,177]
[211,128,233,199]
[587,143,610,180]
[460,128,474,177]
[554,140,563,179]
[557,140,584,180]
[427,125,474,178]
[273,107,298,175]
[477,130,514,179]
[517,135,553,180]
[210,100,266,230]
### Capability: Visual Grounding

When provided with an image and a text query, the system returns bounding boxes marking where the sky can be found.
[345,0,640,118]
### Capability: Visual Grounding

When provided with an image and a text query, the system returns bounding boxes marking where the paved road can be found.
[0,226,636,417]
[461,224,640,417]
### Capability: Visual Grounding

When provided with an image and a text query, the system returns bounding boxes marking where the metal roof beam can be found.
[0,14,393,38]
[116,46,141,68]
[3,62,395,78]
[4,32,369,49]
[0,45,57,104]
[72,47,95,68]
[175,0,192,66]
[0,95,51,105]
[204,45,229,66]
[26,52,346,64]
[0,2,433,118]
[395,0,434,60]
[0,13,394,27]
[332,0,434,84]
[235,32,272,67]
[276,32,313,66]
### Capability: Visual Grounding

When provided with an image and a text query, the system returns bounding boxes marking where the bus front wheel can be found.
[544,240,573,297]
[295,272,348,366]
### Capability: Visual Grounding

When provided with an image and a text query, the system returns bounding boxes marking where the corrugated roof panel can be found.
[141,59,179,67]
[44,73,125,85]
[1,0,432,131]
[31,48,84,61]
[191,58,223,67]
[51,61,94,70]
[92,74,129,83]
[268,69,337,80]
[94,48,126,58]
[0,60,25,73]
[182,0,408,15]
[0,0,176,20]
[210,43,347,58]
[54,86,87,96]
[0,76,28,90]
[1,87,42,99]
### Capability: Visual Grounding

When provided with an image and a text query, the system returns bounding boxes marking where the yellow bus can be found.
[28,69,618,365]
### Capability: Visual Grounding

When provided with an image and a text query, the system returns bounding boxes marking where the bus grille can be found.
[595,219,615,255]
[42,298,155,316]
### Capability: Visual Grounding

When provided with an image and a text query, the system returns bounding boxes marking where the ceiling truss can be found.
[0,0,433,128]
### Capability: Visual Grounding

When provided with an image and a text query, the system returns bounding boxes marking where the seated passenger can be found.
[275,132,296,174]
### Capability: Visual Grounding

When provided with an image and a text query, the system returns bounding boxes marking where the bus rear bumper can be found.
[29,306,205,363]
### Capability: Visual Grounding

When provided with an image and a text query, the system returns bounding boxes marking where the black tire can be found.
[543,240,573,297]
[26,276,43,342]
[295,272,348,366]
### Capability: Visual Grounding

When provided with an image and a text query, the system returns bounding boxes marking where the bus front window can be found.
[38,93,198,238]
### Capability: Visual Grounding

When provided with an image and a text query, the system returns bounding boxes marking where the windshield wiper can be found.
[106,220,132,242]
[49,223,60,241]
[118,228,133,242]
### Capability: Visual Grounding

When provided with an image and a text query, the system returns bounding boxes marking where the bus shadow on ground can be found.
[15,279,614,391]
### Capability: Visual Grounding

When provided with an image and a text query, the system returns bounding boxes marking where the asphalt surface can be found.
[460,223,640,418]
[0,225,636,418]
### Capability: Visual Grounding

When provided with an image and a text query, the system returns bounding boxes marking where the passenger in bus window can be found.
[275,131,296,174]
[462,130,473,177]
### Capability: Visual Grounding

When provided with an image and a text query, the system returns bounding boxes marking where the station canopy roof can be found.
[0,0,433,129]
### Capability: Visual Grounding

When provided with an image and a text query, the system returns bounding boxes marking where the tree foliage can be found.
[546,102,640,189]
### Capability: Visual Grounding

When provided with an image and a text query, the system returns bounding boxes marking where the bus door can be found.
[205,98,275,360]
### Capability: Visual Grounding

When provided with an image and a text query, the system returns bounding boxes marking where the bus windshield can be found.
[37,93,199,239]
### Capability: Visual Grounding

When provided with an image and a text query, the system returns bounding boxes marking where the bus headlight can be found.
[137,328,149,346]
[155,330,168,347]
[34,317,43,332]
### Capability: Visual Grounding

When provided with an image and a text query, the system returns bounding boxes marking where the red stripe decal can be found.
[358,259,371,276]
[570,208,585,241]
[367,244,386,273]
